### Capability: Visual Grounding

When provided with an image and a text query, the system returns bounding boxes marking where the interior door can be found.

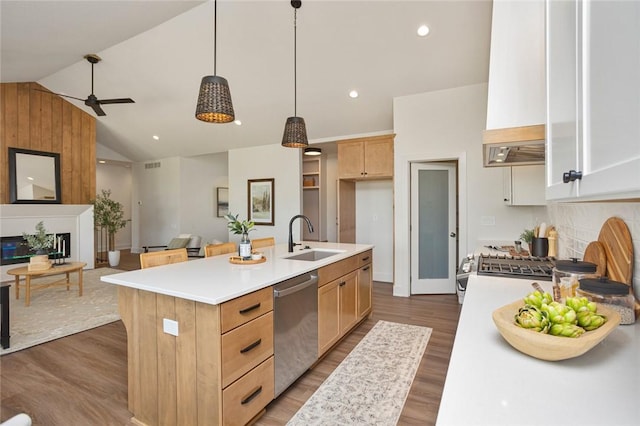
[410,162,457,294]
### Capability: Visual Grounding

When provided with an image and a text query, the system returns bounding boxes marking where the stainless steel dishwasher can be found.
[273,270,318,397]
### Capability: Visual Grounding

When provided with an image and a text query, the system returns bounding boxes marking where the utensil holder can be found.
[531,237,549,257]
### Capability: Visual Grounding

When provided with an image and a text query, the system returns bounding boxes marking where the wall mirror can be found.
[8,148,61,204]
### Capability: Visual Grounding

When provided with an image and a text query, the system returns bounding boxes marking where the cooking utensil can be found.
[538,222,547,238]
[583,241,607,276]
[597,217,633,285]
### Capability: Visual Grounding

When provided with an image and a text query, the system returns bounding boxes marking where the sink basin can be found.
[285,249,344,261]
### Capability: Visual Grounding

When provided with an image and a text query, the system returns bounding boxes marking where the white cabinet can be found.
[546,0,640,201]
[503,165,546,206]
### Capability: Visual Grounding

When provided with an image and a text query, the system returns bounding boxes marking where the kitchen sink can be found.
[284,249,344,262]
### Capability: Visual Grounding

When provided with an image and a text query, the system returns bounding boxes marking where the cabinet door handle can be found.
[238,303,261,314]
[562,170,583,183]
[241,386,263,405]
[362,266,370,272]
[339,281,346,287]
[240,338,262,354]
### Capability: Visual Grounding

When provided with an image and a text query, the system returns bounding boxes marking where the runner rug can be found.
[287,320,432,425]
[1,268,121,355]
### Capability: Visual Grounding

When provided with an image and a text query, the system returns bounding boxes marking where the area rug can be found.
[287,320,432,425]
[1,267,122,356]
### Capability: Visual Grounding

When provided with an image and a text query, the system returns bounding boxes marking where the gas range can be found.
[476,254,555,281]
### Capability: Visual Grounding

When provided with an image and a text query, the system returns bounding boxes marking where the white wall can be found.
[228,144,301,246]
[96,161,132,251]
[393,83,546,297]
[130,152,230,252]
[356,180,394,282]
[179,153,229,246]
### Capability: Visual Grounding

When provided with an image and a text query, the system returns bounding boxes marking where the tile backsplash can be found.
[547,202,640,298]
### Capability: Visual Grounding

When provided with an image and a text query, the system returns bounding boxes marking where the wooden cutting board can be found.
[583,241,607,276]
[597,217,633,285]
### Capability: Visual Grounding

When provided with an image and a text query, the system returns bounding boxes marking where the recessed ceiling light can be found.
[98,160,106,164]
[349,90,358,98]
[27,176,34,181]
[152,135,159,140]
[417,24,430,37]
[234,119,242,126]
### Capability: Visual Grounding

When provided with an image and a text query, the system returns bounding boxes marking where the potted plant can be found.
[520,229,535,250]
[92,189,127,266]
[224,213,255,259]
[23,221,55,255]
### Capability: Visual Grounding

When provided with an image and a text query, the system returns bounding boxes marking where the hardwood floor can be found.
[1,250,461,425]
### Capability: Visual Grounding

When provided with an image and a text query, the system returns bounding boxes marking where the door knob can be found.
[450,232,456,238]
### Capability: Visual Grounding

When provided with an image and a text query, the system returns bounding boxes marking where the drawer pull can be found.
[241,386,263,405]
[361,256,370,262]
[339,281,346,287]
[238,303,261,314]
[240,338,262,354]
[362,266,370,272]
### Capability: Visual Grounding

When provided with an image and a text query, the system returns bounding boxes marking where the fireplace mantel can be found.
[0,204,94,281]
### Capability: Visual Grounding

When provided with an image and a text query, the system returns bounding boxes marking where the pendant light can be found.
[281,0,309,148]
[195,0,235,123]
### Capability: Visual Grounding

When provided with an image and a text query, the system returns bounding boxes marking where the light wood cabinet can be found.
[317,250,372,356]
[302,156,326,241]
[337,135,394,180]
[357,250,373,318]
[118,285,274,426]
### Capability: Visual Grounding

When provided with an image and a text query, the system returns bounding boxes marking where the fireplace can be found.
[0,233,71,266]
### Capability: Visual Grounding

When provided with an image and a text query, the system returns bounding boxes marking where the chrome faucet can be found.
[288,214,314,252]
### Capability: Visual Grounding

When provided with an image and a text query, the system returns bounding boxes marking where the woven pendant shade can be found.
[282,116,308,148]
[195,75,234,123]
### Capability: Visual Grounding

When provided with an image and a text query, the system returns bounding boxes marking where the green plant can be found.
[520,229,535,244]
[224,213,255,235]
[23,221,54,252]
[92,189,127,251]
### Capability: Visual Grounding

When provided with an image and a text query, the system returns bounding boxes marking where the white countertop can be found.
[100,242,372,305]
[437,274,640,426]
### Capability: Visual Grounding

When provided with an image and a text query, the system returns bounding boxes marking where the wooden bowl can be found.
[492,300,621,361]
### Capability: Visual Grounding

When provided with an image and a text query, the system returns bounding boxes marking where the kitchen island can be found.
[101,242,373,426]
[437,274,640,426]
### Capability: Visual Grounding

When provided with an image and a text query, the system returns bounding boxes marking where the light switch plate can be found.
[163,318,179,336]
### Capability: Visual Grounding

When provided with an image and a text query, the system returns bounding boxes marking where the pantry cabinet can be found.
[546,0,640,201]
[337,135,394,180]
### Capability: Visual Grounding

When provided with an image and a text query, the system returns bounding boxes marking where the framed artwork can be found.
[248,178,274,226]
[216,187,229,217]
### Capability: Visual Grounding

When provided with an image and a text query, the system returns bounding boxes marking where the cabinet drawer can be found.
[318,255,358,286]
[357,250,373,267]
[222,311,274,388]
[223,356,274,426]
[221,286,273,333]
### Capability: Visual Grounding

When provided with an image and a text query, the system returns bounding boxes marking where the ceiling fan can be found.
[37,54,134,117]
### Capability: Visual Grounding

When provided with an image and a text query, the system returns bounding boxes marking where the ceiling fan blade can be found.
[97,98,135,105]
[33,88,86,102]
[90,103,106,116]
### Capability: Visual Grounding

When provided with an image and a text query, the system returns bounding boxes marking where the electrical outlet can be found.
[163,318,179,336]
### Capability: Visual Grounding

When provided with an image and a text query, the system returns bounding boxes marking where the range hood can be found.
[482,124,545,167]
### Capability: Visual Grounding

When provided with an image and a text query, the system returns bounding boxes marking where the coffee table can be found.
[7,262,87,307]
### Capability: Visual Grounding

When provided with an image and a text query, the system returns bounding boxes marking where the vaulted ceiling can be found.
[1,0,492,162]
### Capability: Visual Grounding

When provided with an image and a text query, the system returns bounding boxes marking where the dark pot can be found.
[531,237,549,257]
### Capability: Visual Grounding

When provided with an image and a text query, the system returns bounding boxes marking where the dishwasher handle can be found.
[274,274,318,298]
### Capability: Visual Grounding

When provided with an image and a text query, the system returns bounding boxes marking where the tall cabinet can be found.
[336,134,394,243]
[546,0,640,200]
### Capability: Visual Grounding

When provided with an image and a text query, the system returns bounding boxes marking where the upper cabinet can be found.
[546,0,640,200]
[337,135,394,180]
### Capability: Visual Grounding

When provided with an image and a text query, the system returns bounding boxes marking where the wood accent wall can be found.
[0,82,96,204]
